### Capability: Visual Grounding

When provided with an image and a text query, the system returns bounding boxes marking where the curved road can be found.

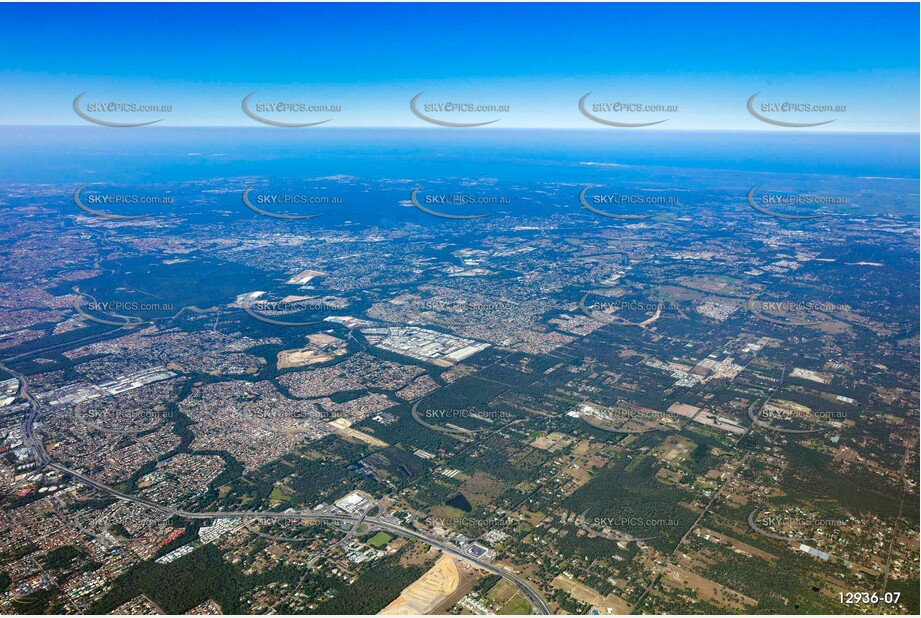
[5,360,551,614]
[52,462,550,614]
[0,363,51,468]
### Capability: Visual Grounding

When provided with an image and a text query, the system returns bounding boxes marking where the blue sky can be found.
[1,2,918,131]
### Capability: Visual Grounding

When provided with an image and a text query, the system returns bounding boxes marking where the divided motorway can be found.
[1,364,549,614]
[53,464,551,615]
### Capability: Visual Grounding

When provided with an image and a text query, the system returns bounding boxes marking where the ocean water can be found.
[1,127,918,184]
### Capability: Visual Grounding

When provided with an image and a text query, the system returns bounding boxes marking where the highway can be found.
[0,363,51,468]
[51,463,551,614]
[5,361,551,614]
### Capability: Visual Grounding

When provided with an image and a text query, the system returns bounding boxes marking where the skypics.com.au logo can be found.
[411,401,513,434]
[72,292,175,327]
[411,297,512,327]
[410,92,509,127]
[242,295,345,327]
[73,93,172,127]
[579,92,677,127]
[241,92,342,127]
[73,185,173,220]
[747,92,846,128]
[408,186,506,220]
[746,185,845,220]
[242,186,341,219]
[579,185,679,219]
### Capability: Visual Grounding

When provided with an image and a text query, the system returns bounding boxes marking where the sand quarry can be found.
[379,554,461,614]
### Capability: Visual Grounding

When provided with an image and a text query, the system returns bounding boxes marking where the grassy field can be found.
[368,532,394,548]
[268,486,291,503]
[498,593,532,615]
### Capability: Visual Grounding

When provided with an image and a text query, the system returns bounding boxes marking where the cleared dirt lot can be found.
[379,554,461,615]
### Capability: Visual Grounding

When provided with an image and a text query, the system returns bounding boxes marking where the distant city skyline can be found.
[0,2,918,131]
